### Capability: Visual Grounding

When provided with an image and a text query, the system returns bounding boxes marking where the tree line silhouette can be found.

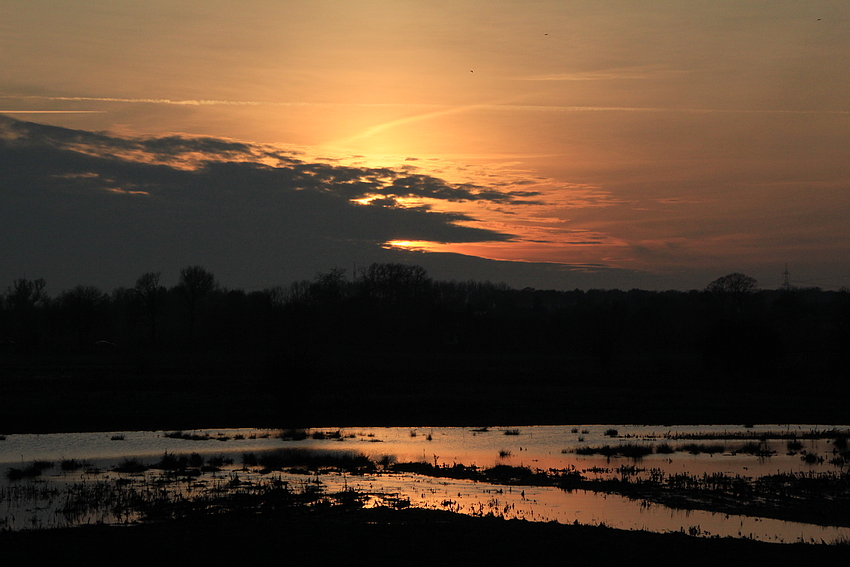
[2,264,849,394]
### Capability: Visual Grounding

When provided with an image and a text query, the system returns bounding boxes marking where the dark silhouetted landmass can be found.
[1,265,849,432]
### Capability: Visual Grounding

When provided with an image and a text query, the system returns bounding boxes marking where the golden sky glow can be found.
[2,1,849,290]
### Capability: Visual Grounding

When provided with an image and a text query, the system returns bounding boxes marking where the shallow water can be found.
[2,424,848,542]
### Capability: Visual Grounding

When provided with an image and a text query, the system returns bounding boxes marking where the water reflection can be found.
[1,424,848,542]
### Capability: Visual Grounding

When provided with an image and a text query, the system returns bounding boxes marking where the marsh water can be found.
[2,424,849,543]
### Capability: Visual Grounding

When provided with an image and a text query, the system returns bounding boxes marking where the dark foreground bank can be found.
[3,507,848,566]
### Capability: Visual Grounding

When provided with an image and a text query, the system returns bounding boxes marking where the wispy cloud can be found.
[516,71,659,82]
[0,110,105,114]
[514,65,690,81]
[5,95,848,116]
[3,95,443,110]
[341,105,479,141]
[479,105,850,115]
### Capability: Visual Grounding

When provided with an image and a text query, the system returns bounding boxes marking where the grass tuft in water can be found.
[279,429,308,441]
[737,441,775,457]
[59,458,89,471]
[680,443,725,455]
[113,458,148,473]
[243,448,374,473]
[6,460,55,481]
[574,444,652,459]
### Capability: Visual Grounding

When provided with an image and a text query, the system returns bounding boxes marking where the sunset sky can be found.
[2,1,849,292]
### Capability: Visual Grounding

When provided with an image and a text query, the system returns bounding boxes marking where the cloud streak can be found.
[3,95,444,110]
[0,110,105,114]
[513,66,687,81]
[7,95,847,116]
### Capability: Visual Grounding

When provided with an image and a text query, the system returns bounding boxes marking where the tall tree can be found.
[134,272,165,344]
[362,263,431,305]
[3,278,48,346]
[176,265,217,344]
[4,278,47,310]
[56,285,109,348]
[706,273,758,316]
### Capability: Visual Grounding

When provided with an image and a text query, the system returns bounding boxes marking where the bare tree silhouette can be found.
[3,278,48,347]
[56,285,108,349]
[4,278,47,310]
[362,263,431,305]
[134,272,165,344]
[706,273,758,316]
[176,266,217,344]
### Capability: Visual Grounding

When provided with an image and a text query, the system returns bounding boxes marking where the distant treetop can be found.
[706,273,758,295]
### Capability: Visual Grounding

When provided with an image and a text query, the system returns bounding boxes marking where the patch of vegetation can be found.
[679,443,725,455]
[59,458,89,471]
[6,460,54,481]
[573,444,653,459]
[736,441,775,457]
[244,448,373,473]
[164,431,213,441]
[112,458,148,473]
[311,430,343,440]
[655,443,675,454]
[279,429,308,441]
[663,429,850,441]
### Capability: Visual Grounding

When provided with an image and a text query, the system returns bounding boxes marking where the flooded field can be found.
[2,424,849,543]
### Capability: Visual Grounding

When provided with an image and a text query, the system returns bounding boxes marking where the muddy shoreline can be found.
[3,504,847,565]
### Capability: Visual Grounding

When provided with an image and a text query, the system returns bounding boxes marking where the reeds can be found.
[241,448,373,473]
[59,458,89,472]
[661,428,850,441]
[279,429,308,441]
[573,444,652,459]
[680,443,725,455]
[112,457,148,473]
[164,431,212,441]
[571,442,733,458]
[311,430,343,440]
[736,441,775,457]
[6,460,54,481]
